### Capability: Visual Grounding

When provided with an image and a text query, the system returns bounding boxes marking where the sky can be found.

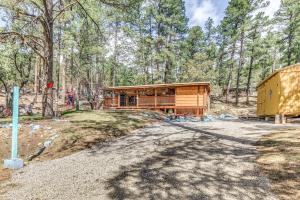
[0,0,282,28]
[185,0,282,28]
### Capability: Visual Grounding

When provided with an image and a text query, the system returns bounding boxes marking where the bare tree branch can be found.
[53,1,77,22]
[29,0,45,14]
[74,0,105,40]
[98,0,141,9]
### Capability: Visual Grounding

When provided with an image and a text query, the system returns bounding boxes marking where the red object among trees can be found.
[47,82,54,88]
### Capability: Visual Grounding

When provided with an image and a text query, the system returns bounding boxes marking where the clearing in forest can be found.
[1,117,299,200]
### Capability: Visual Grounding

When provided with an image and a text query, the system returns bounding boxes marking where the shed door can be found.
[257,87,266,116]
[281,72,300,115]
[262,88,266,115]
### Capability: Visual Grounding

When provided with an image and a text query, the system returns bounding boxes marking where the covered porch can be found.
[103,82,210,116]
[104,87,175,109]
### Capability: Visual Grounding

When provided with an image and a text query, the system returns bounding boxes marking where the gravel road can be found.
[1,120,297,200]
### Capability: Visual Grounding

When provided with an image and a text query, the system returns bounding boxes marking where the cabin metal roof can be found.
[104,82,210,90]
[256,63,300,88]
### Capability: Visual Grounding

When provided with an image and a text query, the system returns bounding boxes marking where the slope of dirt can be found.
[209,95,257,117]
[0,110,159,184]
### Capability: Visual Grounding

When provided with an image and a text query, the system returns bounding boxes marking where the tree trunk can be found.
[148,16,154,84]
[235,28,245,105]
[42,0,54,117]
[0,78,10,108]
[111,19,119,86]
[225,41,237,103]
[70,46,74,87]
[34,57,40,96]
[246,28,258,105]
[164,34,173,84]
[61,55,66,104]
[56,0,64,102]
[164,60,171,83]
[155,2,163,82]
[247,44,255,105]
[218,50,225,87]
[38,57,43,93]
[287,14,293,66]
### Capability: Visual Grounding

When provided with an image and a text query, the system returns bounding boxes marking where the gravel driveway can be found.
[1,120,298,200]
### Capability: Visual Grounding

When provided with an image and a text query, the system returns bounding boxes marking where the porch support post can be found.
[112,90,115,108]
[197,86,199,107]
[197,86,200,116]
[174,87,177,115]
[204,87,206,113]
[154,88,157,108]
[136,90,139,108]
[117,91,120,108]
[126,91,128,107]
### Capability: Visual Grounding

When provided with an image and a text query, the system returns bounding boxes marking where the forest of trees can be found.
[0,0,299,116]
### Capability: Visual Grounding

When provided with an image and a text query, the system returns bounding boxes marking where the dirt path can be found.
[1,120,298,200]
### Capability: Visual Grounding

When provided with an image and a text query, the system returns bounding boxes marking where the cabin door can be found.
[120,94,126,107]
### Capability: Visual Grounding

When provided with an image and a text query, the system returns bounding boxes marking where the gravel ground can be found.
[1,120,298,200]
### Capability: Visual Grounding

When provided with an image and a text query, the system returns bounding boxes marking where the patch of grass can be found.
[256,130,300,200]
[0,114,44,124]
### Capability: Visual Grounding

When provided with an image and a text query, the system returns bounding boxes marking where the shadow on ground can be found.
[104,122,274,200]
[256,130,300,200]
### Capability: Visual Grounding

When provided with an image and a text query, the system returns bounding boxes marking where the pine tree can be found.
[245,13,269,104]
[149,0,188,83]
[276,0,300,66]
[204,18,217,61]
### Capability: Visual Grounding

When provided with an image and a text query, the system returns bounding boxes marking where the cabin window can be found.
[128,96,137,106]
[105,91,113,98]
[167,88,175,95]
[268,89,272,100]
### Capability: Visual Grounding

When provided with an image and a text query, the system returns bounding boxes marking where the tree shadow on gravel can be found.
[105,122,273,200]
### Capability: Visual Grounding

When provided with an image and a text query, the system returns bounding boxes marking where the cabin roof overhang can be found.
[104,82,210,91]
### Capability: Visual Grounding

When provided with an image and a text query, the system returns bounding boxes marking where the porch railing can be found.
[104,96,175,107]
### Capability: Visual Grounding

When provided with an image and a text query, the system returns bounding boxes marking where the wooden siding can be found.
[257,63,300,116]
[279,71,300,115]
[175,86,206,107]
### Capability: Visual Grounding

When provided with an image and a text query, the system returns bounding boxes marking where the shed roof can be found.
[256,63,300,88]
[104,82,210,90]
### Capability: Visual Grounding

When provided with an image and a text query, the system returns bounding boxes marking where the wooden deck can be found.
[104,96,206,116]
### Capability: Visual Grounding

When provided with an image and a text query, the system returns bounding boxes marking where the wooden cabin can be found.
[103,82,210,116]
[257,63,300,117]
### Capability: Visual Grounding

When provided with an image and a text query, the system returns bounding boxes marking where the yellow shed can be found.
[257,63,300,117]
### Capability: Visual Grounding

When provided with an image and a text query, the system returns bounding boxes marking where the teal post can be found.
[4,86,24,169]
[11,86,20,159]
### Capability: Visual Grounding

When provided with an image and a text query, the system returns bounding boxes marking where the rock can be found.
[29,124,41,133]
[219,114,239,120]
[84,135,101,145]
[50,134,59,140]
[1,123,12,129]
[44,140,52,148]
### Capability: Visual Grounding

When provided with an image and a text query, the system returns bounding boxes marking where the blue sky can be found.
[185,0,282,28]
[185,0,228,27]
[0,0,281,28]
